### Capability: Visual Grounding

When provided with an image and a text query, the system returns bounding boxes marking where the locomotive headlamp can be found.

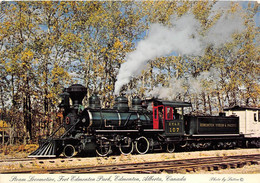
[82,118,86,123]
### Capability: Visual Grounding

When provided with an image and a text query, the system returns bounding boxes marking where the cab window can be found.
[174,107,183,120]
[153,108,158,120]
[165,107,173,120]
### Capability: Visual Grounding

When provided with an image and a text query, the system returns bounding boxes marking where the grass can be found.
[0,144,38,159]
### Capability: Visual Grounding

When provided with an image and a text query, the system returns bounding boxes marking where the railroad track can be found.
[0,158,36,163]
[1,154,259,174]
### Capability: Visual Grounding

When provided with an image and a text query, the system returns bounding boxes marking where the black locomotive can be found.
[29,84,257,158]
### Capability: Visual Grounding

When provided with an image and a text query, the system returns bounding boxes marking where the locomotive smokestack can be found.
[65,84,87,108]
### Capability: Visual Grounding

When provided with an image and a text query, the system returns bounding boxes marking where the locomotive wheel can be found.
[96,137,111,157]
[135,136,149,155]
[245,140,249,148]
[148,138,154,152]
[166,143,175,153]
[119,137,134,155]
[63,144,76,158]
[179,141,188,148]
[119,142,134,155]
[256,139,260,148]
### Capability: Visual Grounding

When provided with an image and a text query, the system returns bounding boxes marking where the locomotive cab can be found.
[143,98,192,136]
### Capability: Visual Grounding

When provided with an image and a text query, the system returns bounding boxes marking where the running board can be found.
[191,134,240,137]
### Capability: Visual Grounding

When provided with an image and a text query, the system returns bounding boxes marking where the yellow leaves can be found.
[98,65,104,73]
[139,87,146,96]
[142,1,176,25]
[28,23,34,30]
[192,1,211,26]
[106,84,113,91]
[41,48,51,55]
[100,48,106,53]
[229,2,241,13]
[52,65,67,78]
[42,1,53,7]
[0,120,10,128]
[113,38,123,50]
[119,18,127,28]
[51,64,71,88]
[4,21,12,29]
[176,1,191,16]
[46,93,53,99]
[21,49,34,62]
[11,5,17,11]
[61,32,82,47]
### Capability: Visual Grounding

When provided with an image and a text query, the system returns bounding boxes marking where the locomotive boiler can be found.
[29,84,259,158]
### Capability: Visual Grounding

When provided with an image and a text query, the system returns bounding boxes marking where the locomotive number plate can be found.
[167,121,182,134]
[169,127,180,133]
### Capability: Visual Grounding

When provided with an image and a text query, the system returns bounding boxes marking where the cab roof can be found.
[224,105,260,111]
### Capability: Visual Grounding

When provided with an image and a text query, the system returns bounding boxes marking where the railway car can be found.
[224,106,260,148]
[181,115,242,150]
[28,84,260,158]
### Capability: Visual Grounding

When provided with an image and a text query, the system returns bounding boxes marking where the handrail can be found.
[61,119,80,138]
[123,113,132,126]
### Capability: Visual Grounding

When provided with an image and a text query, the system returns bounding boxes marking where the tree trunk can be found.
[28,93,32,141]
[0,87,5,120]
[217,91,222,112]
[202,92,207,113]
[208,94,212,115]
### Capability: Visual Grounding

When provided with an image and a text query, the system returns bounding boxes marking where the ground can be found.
[0,144,38,159]
[0,145,260,174]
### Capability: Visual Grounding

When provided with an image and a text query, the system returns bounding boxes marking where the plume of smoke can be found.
[114,3,245,95]
[147,77,186,100]
[114,14,203,95]
[206,12,245,47]
[187,68,221,96]
[148,67,221,100]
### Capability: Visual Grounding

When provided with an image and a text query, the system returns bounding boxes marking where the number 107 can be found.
[169,127,179,133]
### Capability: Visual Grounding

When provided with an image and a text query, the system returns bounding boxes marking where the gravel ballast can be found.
[0,148,259,173]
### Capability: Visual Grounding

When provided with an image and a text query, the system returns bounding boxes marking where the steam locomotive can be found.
[29,84,260,158]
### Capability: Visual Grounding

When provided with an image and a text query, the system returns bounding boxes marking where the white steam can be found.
[148,77,186,100]
[114,14,203,95]
[206,12,245,47]
[114,4,245,95]
[148,68,221,100]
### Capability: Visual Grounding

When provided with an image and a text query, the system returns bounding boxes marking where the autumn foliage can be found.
[0,1,259,144]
